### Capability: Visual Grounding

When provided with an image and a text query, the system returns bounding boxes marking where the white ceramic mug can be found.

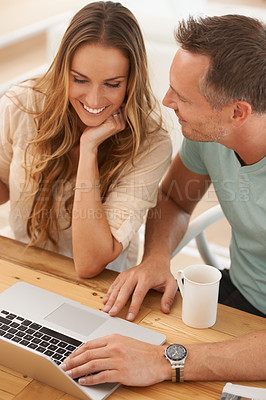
[176,264,222,329]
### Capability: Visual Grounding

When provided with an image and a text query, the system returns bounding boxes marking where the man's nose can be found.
[163,88,178,111]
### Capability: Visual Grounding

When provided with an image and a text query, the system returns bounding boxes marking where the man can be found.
[61,15,266,385]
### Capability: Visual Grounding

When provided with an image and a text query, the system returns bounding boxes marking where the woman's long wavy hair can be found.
[24,1,164,249]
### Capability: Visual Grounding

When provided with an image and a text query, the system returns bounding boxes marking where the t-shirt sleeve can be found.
[103,133,172,249]
[179,138,209,175]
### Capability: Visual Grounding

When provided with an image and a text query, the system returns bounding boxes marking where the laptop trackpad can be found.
[45,303,106,337]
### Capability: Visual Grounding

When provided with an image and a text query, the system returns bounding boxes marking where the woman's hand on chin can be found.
[80,108,126,151]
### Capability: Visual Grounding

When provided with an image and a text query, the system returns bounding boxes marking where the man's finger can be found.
[78,369,119,386]
[104,272,138,315]
[103,285,121,312]
[108,281,138,316]
[102,273,129,307]
[124,282,150,321]
[160,278,178,313]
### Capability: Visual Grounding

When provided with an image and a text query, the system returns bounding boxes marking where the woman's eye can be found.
[72,77,121,87]
[105,82,121,88]
[73,77,87,84]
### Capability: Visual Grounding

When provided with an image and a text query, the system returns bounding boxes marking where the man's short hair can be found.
[175,15,266,113]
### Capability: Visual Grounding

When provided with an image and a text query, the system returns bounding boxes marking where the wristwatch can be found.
[164,343,187,382]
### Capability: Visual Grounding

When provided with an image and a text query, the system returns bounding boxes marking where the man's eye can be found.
[178,96,188,103]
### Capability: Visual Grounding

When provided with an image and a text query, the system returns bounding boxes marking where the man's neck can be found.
[234,152,246,166]
[234,147,266,166]
[220,116,266,166]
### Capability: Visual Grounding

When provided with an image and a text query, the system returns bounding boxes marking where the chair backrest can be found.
[172,204,225,270]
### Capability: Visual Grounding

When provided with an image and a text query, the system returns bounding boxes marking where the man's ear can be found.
[231,101,252,127]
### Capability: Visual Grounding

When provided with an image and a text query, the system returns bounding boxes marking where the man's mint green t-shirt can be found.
[180,138,266,314]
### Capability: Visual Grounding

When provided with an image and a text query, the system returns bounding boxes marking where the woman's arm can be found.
[72,119,171,278]
[72,115,125,278]
[0,179,9,205]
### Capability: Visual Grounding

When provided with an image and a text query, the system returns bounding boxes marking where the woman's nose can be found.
[85,85,102,107]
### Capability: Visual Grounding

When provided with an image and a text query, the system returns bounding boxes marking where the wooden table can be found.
[0,235,265,400]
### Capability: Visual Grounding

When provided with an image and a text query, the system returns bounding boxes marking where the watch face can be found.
[166,344,187,361]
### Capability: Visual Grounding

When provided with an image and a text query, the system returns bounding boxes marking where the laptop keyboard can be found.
[0,309,83,365]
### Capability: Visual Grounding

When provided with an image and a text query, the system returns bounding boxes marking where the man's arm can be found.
[185,330,266,381]
[102,154,211,320]
[143,152,211,261]
[60,330,266,386]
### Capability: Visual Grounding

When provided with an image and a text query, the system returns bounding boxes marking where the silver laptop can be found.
[0,282,166,400]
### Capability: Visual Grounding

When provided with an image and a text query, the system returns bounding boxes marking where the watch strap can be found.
[171,364,184,382]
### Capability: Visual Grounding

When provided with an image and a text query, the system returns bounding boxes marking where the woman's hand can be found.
[80,109,126,152]
[60,334,170,386]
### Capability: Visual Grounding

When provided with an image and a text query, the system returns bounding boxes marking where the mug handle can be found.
[176,270,185,297]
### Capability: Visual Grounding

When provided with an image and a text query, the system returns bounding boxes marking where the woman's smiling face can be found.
[68,43,129,127]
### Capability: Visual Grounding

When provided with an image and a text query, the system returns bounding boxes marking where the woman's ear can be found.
[231,101,252,127]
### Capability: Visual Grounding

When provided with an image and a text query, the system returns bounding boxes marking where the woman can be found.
[0,1,172,277]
